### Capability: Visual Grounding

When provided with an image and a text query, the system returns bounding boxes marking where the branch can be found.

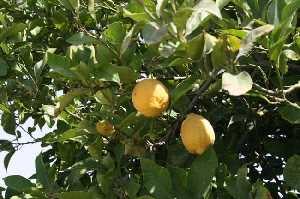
[284,82,300,94]
[252,83,279,96]
[12,140,41,146]
[186,70,224,114]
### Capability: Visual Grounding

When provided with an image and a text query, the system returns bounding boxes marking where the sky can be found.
[0,117,55,188]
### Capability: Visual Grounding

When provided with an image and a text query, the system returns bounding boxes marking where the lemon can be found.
[96,120,115,136]
[180,113,215,155]
[132,79,169,117]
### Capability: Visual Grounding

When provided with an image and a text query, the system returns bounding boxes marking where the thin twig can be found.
[18,124,37,141]
[65,109,83,120]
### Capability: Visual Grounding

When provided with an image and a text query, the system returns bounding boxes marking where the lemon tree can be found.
[0,0,300,198]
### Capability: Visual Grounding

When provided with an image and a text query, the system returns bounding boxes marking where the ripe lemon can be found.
[180,113,215,155]
[96,120,115,136]
[132,79,169,117]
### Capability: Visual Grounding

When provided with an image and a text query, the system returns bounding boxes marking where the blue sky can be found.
[0,118,55,188]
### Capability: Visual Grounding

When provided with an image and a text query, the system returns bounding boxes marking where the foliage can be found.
[0,0,300,198]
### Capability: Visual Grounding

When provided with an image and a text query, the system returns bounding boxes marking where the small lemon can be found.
[96,120,115,136]
[132,79,169,117]
[180,113,215,155]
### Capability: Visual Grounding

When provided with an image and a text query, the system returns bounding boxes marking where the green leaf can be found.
[252,181,272,199]
[4,175,34,192]
[187,147,218,198]
[278,103,300,124]
[141,159,173,199]
[1,112,16,135]
[57,191,97,199]
[95,89,113,106]
[88,0,95,19]
[68,0,79,10]
[136,196,155,199]
[120,26,135,56]
[44,128,85,143]
[211,39,228,69]
[156,0,168,18]
[104,22,126,47]
[0,140,14,152]
[123,9,149,22]
[36,154,52,190]
[47,53,75,78]
[281,0,300,21]
[186,33,205,59]
[186,0,222,35]
[58,129,85,142]
[124,178,140,198]
[0,57,8,76]
[284,155,300,191]
[95,44,114,64]
[236,166,251,199]
[60,88,89,108]
[222,29,248,39]
[236,24,274,60]
[4,151,15,170]
[142,23,168,44]
[222,72,253,96]
[171,76,197,106]
[114,66,137,83]
[169,167,190,198]
[173,8,193,32]
[0,23,27,41]
[66,32,97,45]
[94,64,120,83]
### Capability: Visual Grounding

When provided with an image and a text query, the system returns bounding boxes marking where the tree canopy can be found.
[0,0,300,198]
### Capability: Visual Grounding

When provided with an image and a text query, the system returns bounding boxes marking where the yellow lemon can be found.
[180,113,215,155]
[96,120,115,136]
[132,79,169,117]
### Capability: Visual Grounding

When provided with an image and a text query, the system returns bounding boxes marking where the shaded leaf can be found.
[281,0,300,21]
[187,147,218,198]
[57,191,98,199]
[0,57,9,76]
[36,154,52,190]
[284,155,300,191]
[4,151,15,170]
[1,112,16,135]
[141,159,173,199]
[4,175,34,192]
[278,102,300,124]
[66,32,97,45]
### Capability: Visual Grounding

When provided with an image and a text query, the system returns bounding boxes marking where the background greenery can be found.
[0,0,299,198]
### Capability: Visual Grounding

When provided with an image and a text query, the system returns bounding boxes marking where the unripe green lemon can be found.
[96,120,115,136]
